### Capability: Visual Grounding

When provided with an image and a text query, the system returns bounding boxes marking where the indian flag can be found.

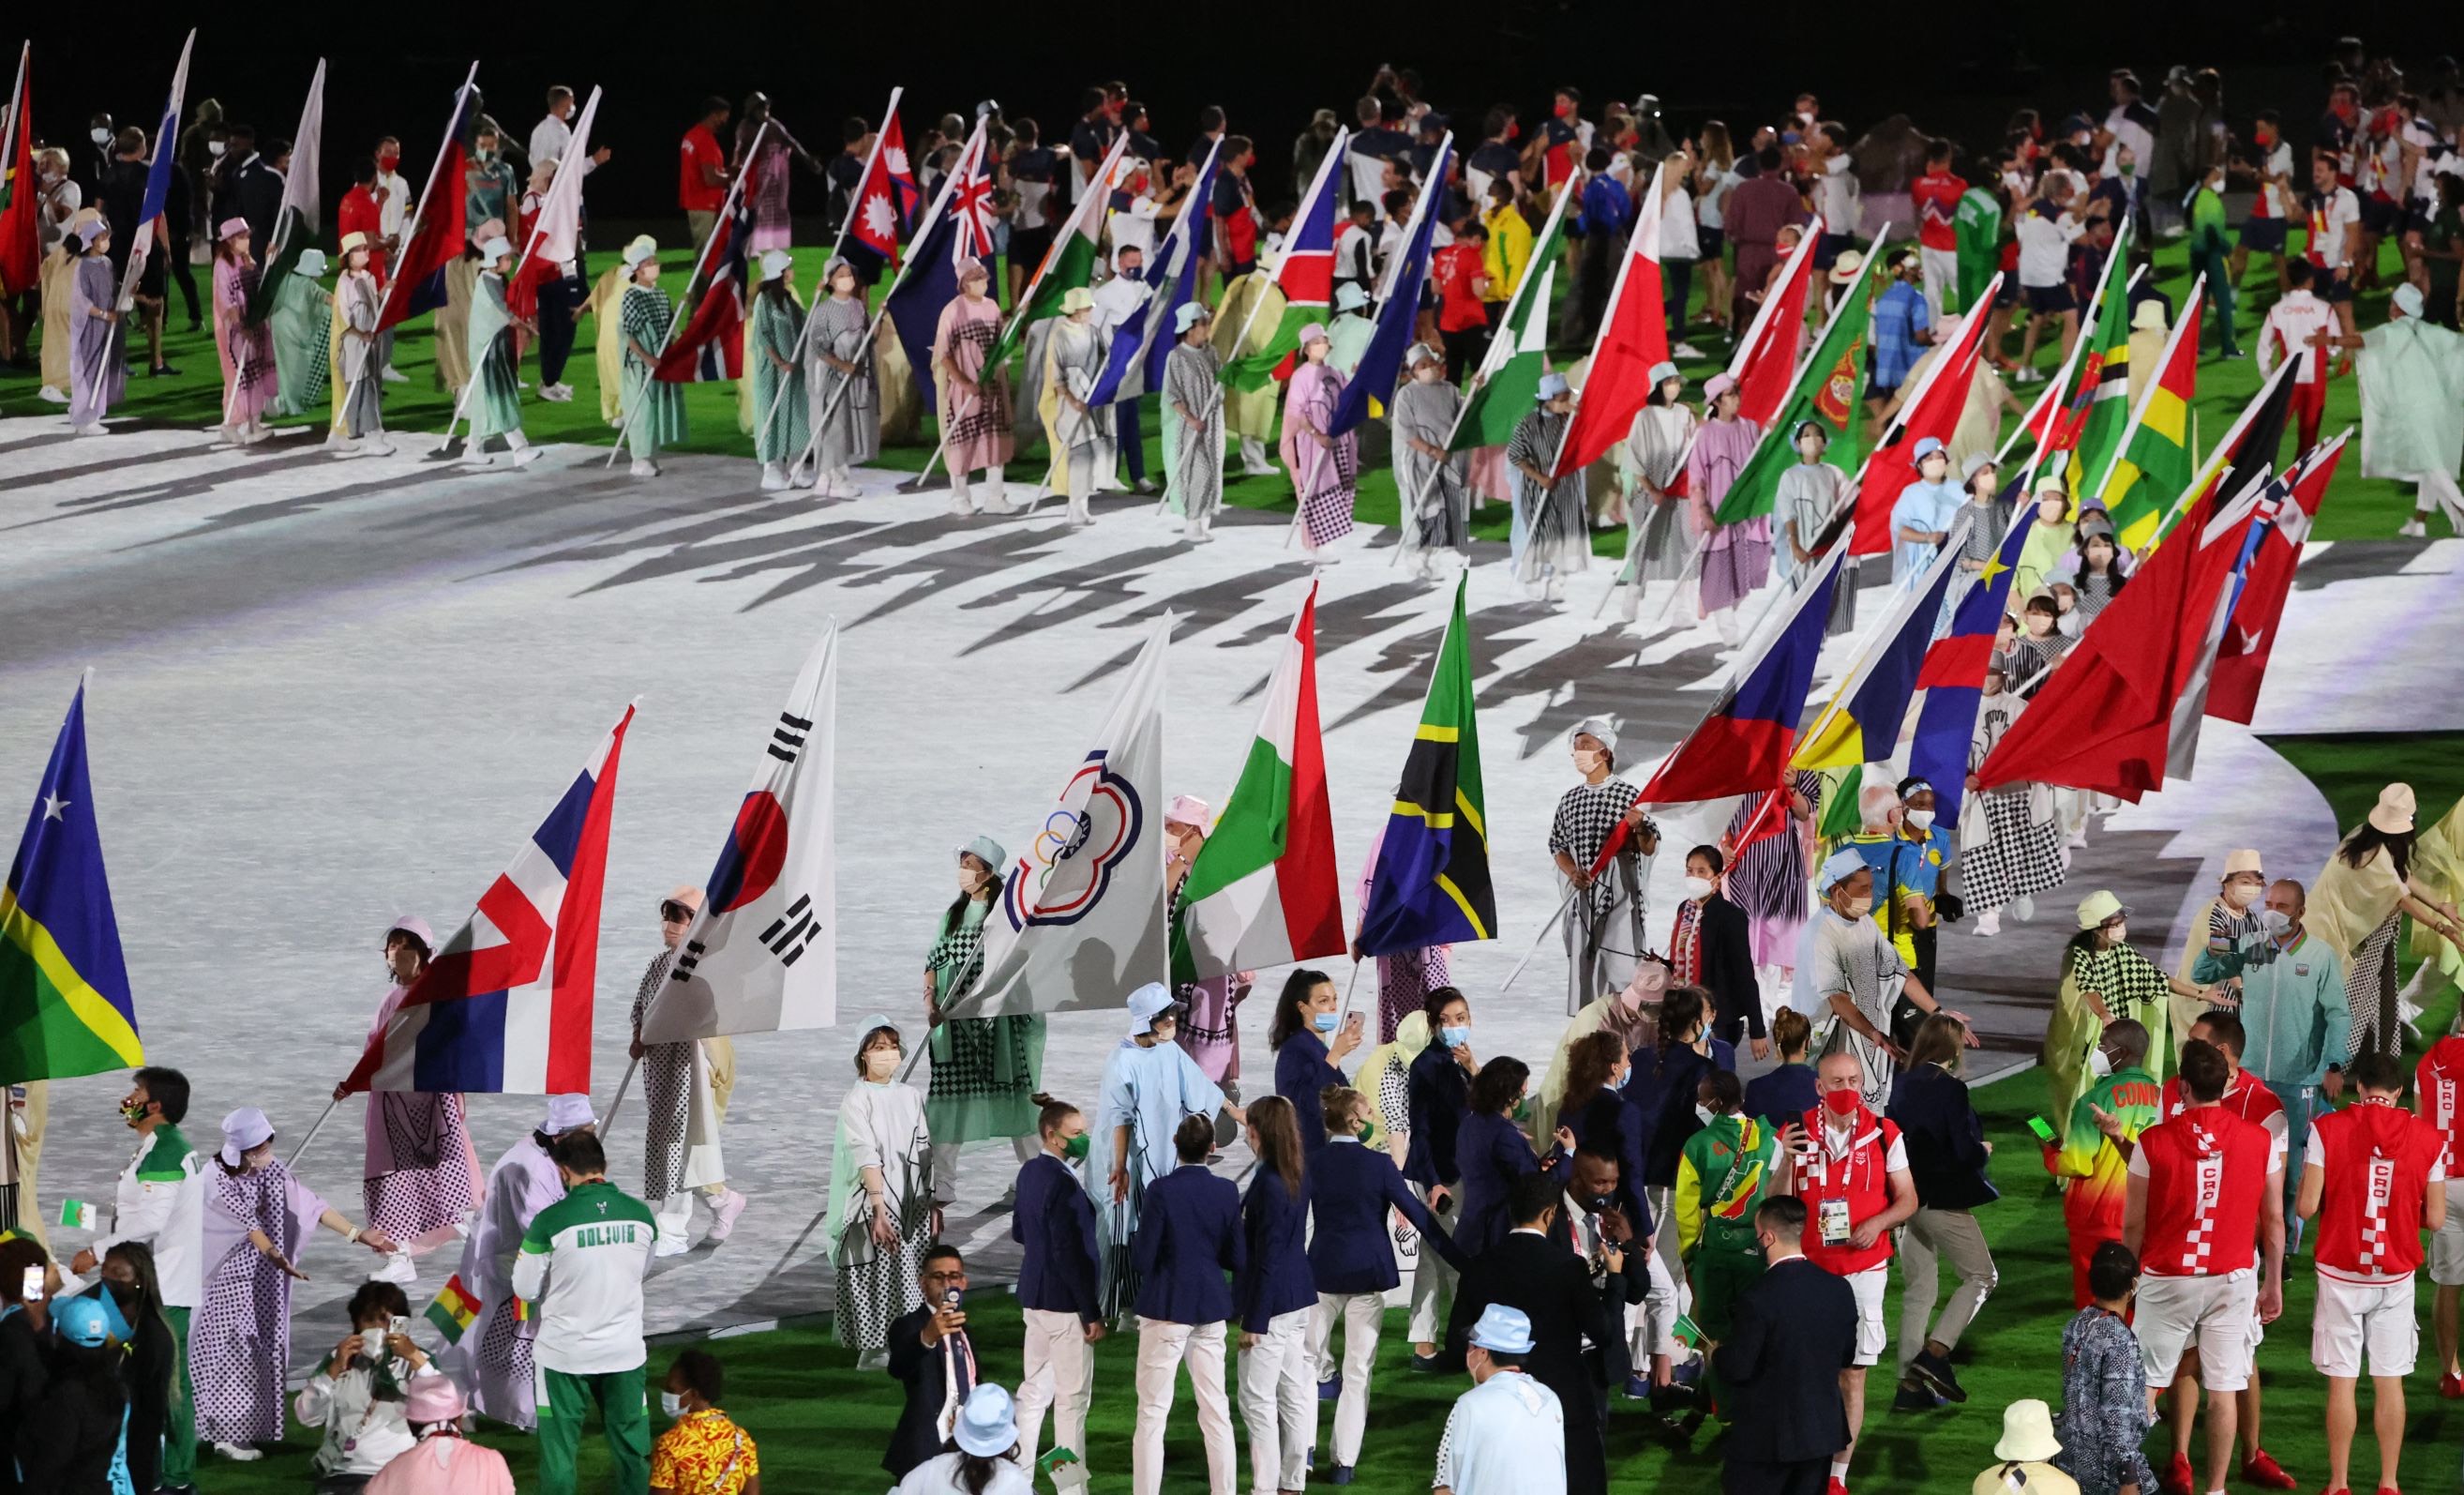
[424,1273,483,1344]
[987,133,1127,370]
[1450,181,1573,450]
[246,59,323,325]
[2096,280,2204,551]
[1170,584,1345,981]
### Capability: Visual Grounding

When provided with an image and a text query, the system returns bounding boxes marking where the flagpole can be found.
[372,63,480,333]
[1546,163,1663,483]
[2,44,27,183]
[2148,358,2296,543]
[1843,271,2003,496]
[1228,128,1350,364]
[605,118,775,468]
[1788,509,1973,758]
[754,86,902,477]
[2086,275,2205,501]
[88,29,194,419]
[600,1057,638,1140]
[287,1096,340,1168]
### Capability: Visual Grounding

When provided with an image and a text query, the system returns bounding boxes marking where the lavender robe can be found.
[443,1135,563,1428]
[1280,360,1359,550]
[194,1158,327,1444]
[69,255,123,427]
[1687,415,1769,614]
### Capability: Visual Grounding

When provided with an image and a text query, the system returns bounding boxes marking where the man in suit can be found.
[881,1245,979,1481]
[1448,1170,1630,1495]
[1130,1114,1243,1495]
[1714,1198,1858,1495]
[1012,1101,1103,1489]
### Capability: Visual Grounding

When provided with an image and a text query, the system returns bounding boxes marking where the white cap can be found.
[1126,981,1180,1034]
[544,1094,595,1134]
[219,1107,274,1167]
[1570,717,1618,755]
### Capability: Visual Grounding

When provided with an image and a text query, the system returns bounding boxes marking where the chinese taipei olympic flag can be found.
[643,624,839,1042]
[964,614,1172,1019]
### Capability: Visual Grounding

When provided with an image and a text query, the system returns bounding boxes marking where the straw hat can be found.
[2368,782,2417,834]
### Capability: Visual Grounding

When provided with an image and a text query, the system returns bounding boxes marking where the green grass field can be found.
[3,225,2435,549]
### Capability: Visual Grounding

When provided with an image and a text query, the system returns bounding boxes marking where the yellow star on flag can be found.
[1977,553,2009,588]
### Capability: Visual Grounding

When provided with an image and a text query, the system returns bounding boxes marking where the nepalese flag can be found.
[1551,164,1670,479]
[2099,281,2204,549]
[0,680,143,1085]
[1634,541,1847,807]
[655,188,751,383]
[383,76,479,333]
[1849,276,1999,556]
[1357,575,1496,956]
[0,53,39,299]
[1792,515,1976,774]
[850,118,906,264]
[2207,433,2345,724]
[1171,584,1345,982]
[1329,137,1452,438]
[343,704,636,1095]
[1223,127,1348,390]
[882,110,923,228]
[1903,503,2039,827]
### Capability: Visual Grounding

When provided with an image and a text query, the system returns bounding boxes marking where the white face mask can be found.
[2087,1047,2113,1079]
[1694,1105,1718,1127]
[90,128,111,146]
[1905,809,1935,832]
[659,1391,686,1418]
[1571,748,1606,775]
[1842,895,1875,919]
[1682,875,1716,900]
[2223,882,2261,909]
[2105,922,2128,944]
[208,141,227,159]
[957,866,986,895]
[2261,908,2291,935]
[864,1049,899,1080]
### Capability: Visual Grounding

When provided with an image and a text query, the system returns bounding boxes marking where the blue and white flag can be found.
[1091,139,1224,407]
[1327,135,1450,437]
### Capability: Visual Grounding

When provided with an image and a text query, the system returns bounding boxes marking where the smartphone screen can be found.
[2026,1115,2058,1144]
[19,1266,41,1303]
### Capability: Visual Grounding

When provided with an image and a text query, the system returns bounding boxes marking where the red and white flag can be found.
[851,98,911,264]
[1551,165,1668,478]
[508,85,598,318]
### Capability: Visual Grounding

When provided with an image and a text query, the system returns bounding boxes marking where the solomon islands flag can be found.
[1358,574,1495,955]
[343,704,636,1095]
[1903,502,2039,828]
[0,679,142,1084]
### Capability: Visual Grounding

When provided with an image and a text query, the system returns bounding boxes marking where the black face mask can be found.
[104,1280,142,1312]
[1584,1193,1617,1214]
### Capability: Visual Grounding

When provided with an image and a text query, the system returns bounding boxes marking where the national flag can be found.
[962,616,1171,1019]
[111,29,193,318]
[883,119,990,406]
[2066,219,2136,497]
[882,109,923,228]
[1974,473,2264,801]
[342,704,635,1094]
[1450,184,1573,450]
[507,85,599,320]
[1549,164,1668,478]
[1791,523,1972,772]
[1632,542,1847,806]
[846,92,909,271]
[1172,586,1345,981]
[1091,138,1221,407]
[2096,280,2204,549]
[424,1275,483,1343]
[987,132,1127,370]
[2162,482,2279,781]
[0,47,38,299]
[246,60,324,325]
[2207,433,2345,723]
[1358,576,1495,955]
[379,68,480,332]
[654,142,754,384]
[0,680,142,1085]
[1329,135,1452,437]
[1727,216,1823,426]
[1904,501,2039,827]
[1714,239,1883,522]
[1848,276,2000,555]
[643,625,838,1042]
[2153,359,2298,545]
[1224,128,1348,390]
[2013,230,2128,478]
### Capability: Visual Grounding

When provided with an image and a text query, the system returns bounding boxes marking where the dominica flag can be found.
[1904,503,2039,829]
[2066,219,2136,499]
[1171,584,1345,981]
[2096,279,2204,550]
[247,60,324,325]
[1357,576,1495,956]
[988,131,1128,370]
[1791,521,1973,773]
[1715,239,1883,522]
[1450,182,1571,449]
[424,1274,484,1343]
[0,45,38,299]
[1224,127,1348,390]
[0,678,143,1086]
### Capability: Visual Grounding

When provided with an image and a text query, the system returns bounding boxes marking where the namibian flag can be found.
[1636,542,1847,807]
[1358,576,1495,956]
[1903,503,2040,828]
[1223,128,1347,391]
[0,679,142,1084]
[424,1274,483,1342]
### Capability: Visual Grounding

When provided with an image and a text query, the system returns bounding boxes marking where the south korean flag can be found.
[643,623,839,1041]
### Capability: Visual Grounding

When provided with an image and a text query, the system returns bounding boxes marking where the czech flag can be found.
[343,704,635,1095]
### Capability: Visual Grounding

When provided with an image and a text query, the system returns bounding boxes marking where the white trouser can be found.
[1406,1185,1459,1344]
[1014,1306,1094,1490]
[1634,1190,1690,1362]
[1134,1319,1236,1495]
[1236,1306,1315,1495]
[929,1135,1042,1206]
[1307,1291,1383,1465]
[1920,246,1960,320]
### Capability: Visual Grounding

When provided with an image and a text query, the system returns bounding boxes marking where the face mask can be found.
[957,867,985,894]
[2026,616,2053,636]
[1822,1090,1861,1117]
[1682,876,1716,900]
[2105,922,2127,944]
[864,1050,899,1080]
[1554,100,1574,120]
[119,1098,149,1124]
[476,148,498,163]
[2119,161,2137,176]
[1797,437,1824,458]
[1584,1193,1616,1213]
[1694,1105,1718,1127]
[208,141,227,159]
[1571,748,1605,774]
[2224,882,2261,909]
[1905,809,1935,833]
[1510,1096,1531,1123]
[659,1392,686,1418]
[1312,1011,1339,1034]
[1842,895,1874,919]
[1441,1024,1470,1049]
[2261,908,2291,936]
[91,128,111,145]
[1355,1120,1378,1145]
[378,152,398,171]
[1060,1131,1090,1162]
[2087,1047,2114,1079]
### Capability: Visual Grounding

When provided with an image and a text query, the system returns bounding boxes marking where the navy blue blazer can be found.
[1743,1062,1819,1130]
[1453,1110,1570,1255]
[1307,1138,1464,1295]
[1132,1163,1245,1325]
[1886,1063,1999,1211]
[1012,1152,1101,1321]
[1564,1088,1654,1241]
[1274,1028,1348,1153]
[1636,1043,1716,1187]
[1405,1043,1472,1187]
[1234,1167,1315,1333]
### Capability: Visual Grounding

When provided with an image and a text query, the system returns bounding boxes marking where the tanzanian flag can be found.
[2097,282,2203,551]
[0,680,141,1085]
[1357,576,1495,956]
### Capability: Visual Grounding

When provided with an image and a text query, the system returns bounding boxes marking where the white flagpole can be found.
[1545,163,1664,482]
[372,63,480,332]
[89,29,193,417]
[2,44,27,174]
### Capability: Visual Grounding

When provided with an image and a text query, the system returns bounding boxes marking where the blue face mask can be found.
[1312,1011,1339,1034]
[1440,1024,1470,1049]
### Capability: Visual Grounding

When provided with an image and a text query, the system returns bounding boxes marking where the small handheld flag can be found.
[424,1274,483,1343]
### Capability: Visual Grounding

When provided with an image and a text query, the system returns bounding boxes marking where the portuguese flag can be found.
[1714,244,1885,522]
[1171,583,1345,982]
[1450,179,1572,449]
[986,133,1126,370]
[2097,280,2204,551]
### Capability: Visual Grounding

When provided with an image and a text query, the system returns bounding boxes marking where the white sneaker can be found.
[2009,894,2035,923]
[540,383,574,403]
[510,445,544,467]
[381,365,409,384]
[459,449,496,468]
[630,459,660,477]
[1671,341,1705,359]
[654,1234,692,1258]
[950,491,976,517]
[2400,518,2428,538]
[37,385,68,404]
[1972,908,2002,937]
[71,421,105,437]
[705,1188,748,1243]
[368,1251,417,1286]
[1242,458,1280,477]
[1134,477,1159,494]
[979,491,1017,515]
[211,1442,264,1462]
[759,462,788,491]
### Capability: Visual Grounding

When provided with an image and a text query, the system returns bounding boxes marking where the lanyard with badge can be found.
[1810,1124,1876,1247]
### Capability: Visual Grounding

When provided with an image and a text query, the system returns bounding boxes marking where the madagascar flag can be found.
[2099,282,2204,549]
[1358,576,1495,955]
[1637,543,1846,806]
[1904,503,2039,828]
[0,681,142,1085]
[380,77,478,333]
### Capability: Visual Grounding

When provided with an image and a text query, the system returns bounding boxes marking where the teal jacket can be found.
[2195,929,2349,1087]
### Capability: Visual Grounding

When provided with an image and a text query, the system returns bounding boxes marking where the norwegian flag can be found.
[655,180,752,384]
[343,704,636,1095]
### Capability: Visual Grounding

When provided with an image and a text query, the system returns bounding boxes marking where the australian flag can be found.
[655,177,754,383]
